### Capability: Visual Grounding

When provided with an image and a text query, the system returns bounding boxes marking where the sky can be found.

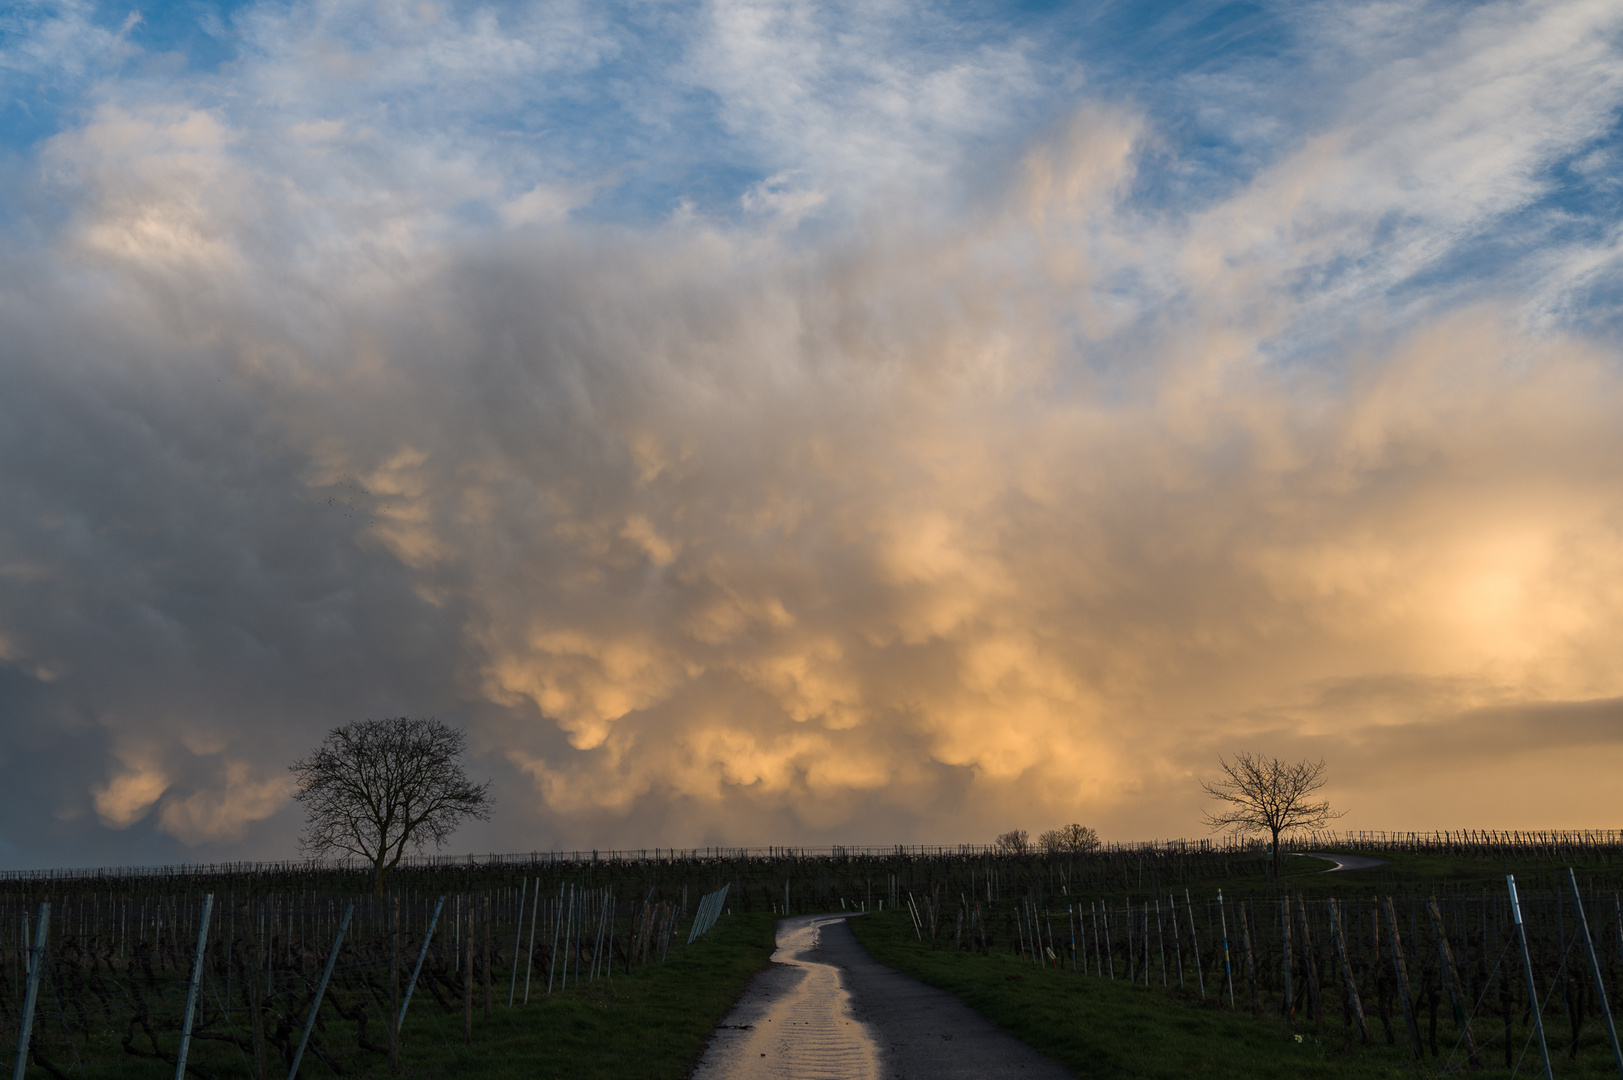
[2,0,1622,870]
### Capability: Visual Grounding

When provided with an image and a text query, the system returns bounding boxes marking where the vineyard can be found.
[907,867,1623,1075]
[872,831,1623,1078]
[3,832,1623,1077]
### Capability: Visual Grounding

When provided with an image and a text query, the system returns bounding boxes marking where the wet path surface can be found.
[691,915,881,1080]
[692,915,1076,1080]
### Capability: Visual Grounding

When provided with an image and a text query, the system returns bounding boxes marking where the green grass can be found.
[399,910,777,1079]
[21,911,778,1080]
[847,908,1513,1080]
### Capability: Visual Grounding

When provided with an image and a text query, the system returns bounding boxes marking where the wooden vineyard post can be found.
[248,908,268,1080]
[1102,903,1114,978]
[548,884,565,993]
[389,894,401,1071]
[1185,890,1204,999]
[1282,895,1294,1022]
[1615,893,1623,996]
[224,896,235,1021]
[1092,902,1105,978]
[1382,895,1425,1060]
[1218,891,1235,1008]
[1327,898,1369,1044]
[1154,897,1166,985]
[524,883,541,1002]
[483,893,493,1019]
[288,903,351,1080]
[463,900,474,1044]
[11,901,48,1080]
[1132,902,1142,982]
[557,889,569,989]
[563,885,576,988]
[1507,875,1554,1080]
[1296,893,1321,1022]
[175,893,215,1080]
[1167,895,1183,989]
[1064,906,1073,971]
[577,887,588,979]
[1425,895,1482,1068]
[509,878,527,1006]
[399,896,445,1033]
[1129,896,1142,980]
[1565,868,1623,1079]
[1499,906,1515,1071]
[597,890,609,978]
[1240,902,1258,1015]
[1141,903,1149,984]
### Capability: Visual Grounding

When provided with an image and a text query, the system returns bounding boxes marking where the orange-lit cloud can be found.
[349,150,1623,842]
[157,762,297,845]
[4,1,1623,868]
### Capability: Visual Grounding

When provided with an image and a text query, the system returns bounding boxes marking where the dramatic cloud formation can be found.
[2,0,1622,867]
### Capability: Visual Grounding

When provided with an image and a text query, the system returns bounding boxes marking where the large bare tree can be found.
[291,717,493,892]
[1201,753,1345,877]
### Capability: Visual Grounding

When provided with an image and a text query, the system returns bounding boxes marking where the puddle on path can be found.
[691,914,881,1080]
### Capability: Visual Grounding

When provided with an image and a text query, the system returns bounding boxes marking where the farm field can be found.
[4,831,1623,1077]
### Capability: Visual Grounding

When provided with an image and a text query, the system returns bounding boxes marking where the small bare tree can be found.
[1201,753,1344,877]
[291,717,493,893]
[993,828,1031,856]
[1038,823,1100,854]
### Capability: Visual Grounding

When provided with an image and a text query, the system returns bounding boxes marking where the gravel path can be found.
[691,914,1076,1080]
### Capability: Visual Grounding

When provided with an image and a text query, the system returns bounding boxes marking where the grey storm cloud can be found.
[3,0,1623,869]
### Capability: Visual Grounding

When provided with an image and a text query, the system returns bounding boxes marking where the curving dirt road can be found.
[691,914,1075,1080]
[1299,851,1389,872]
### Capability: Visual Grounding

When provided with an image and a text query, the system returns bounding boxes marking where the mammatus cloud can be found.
[1,0,1622,867]
[157,762,297,845]
[93,757,168,829]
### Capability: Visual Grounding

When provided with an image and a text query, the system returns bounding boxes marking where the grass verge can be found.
[848,909,1432,1080]
[404,909,777,1079]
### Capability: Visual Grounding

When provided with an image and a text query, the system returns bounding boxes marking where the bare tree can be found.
[1038,823,1100,854]
[1201,753,1345,877]
[993,828,1031,856]
[291,717,493,892]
